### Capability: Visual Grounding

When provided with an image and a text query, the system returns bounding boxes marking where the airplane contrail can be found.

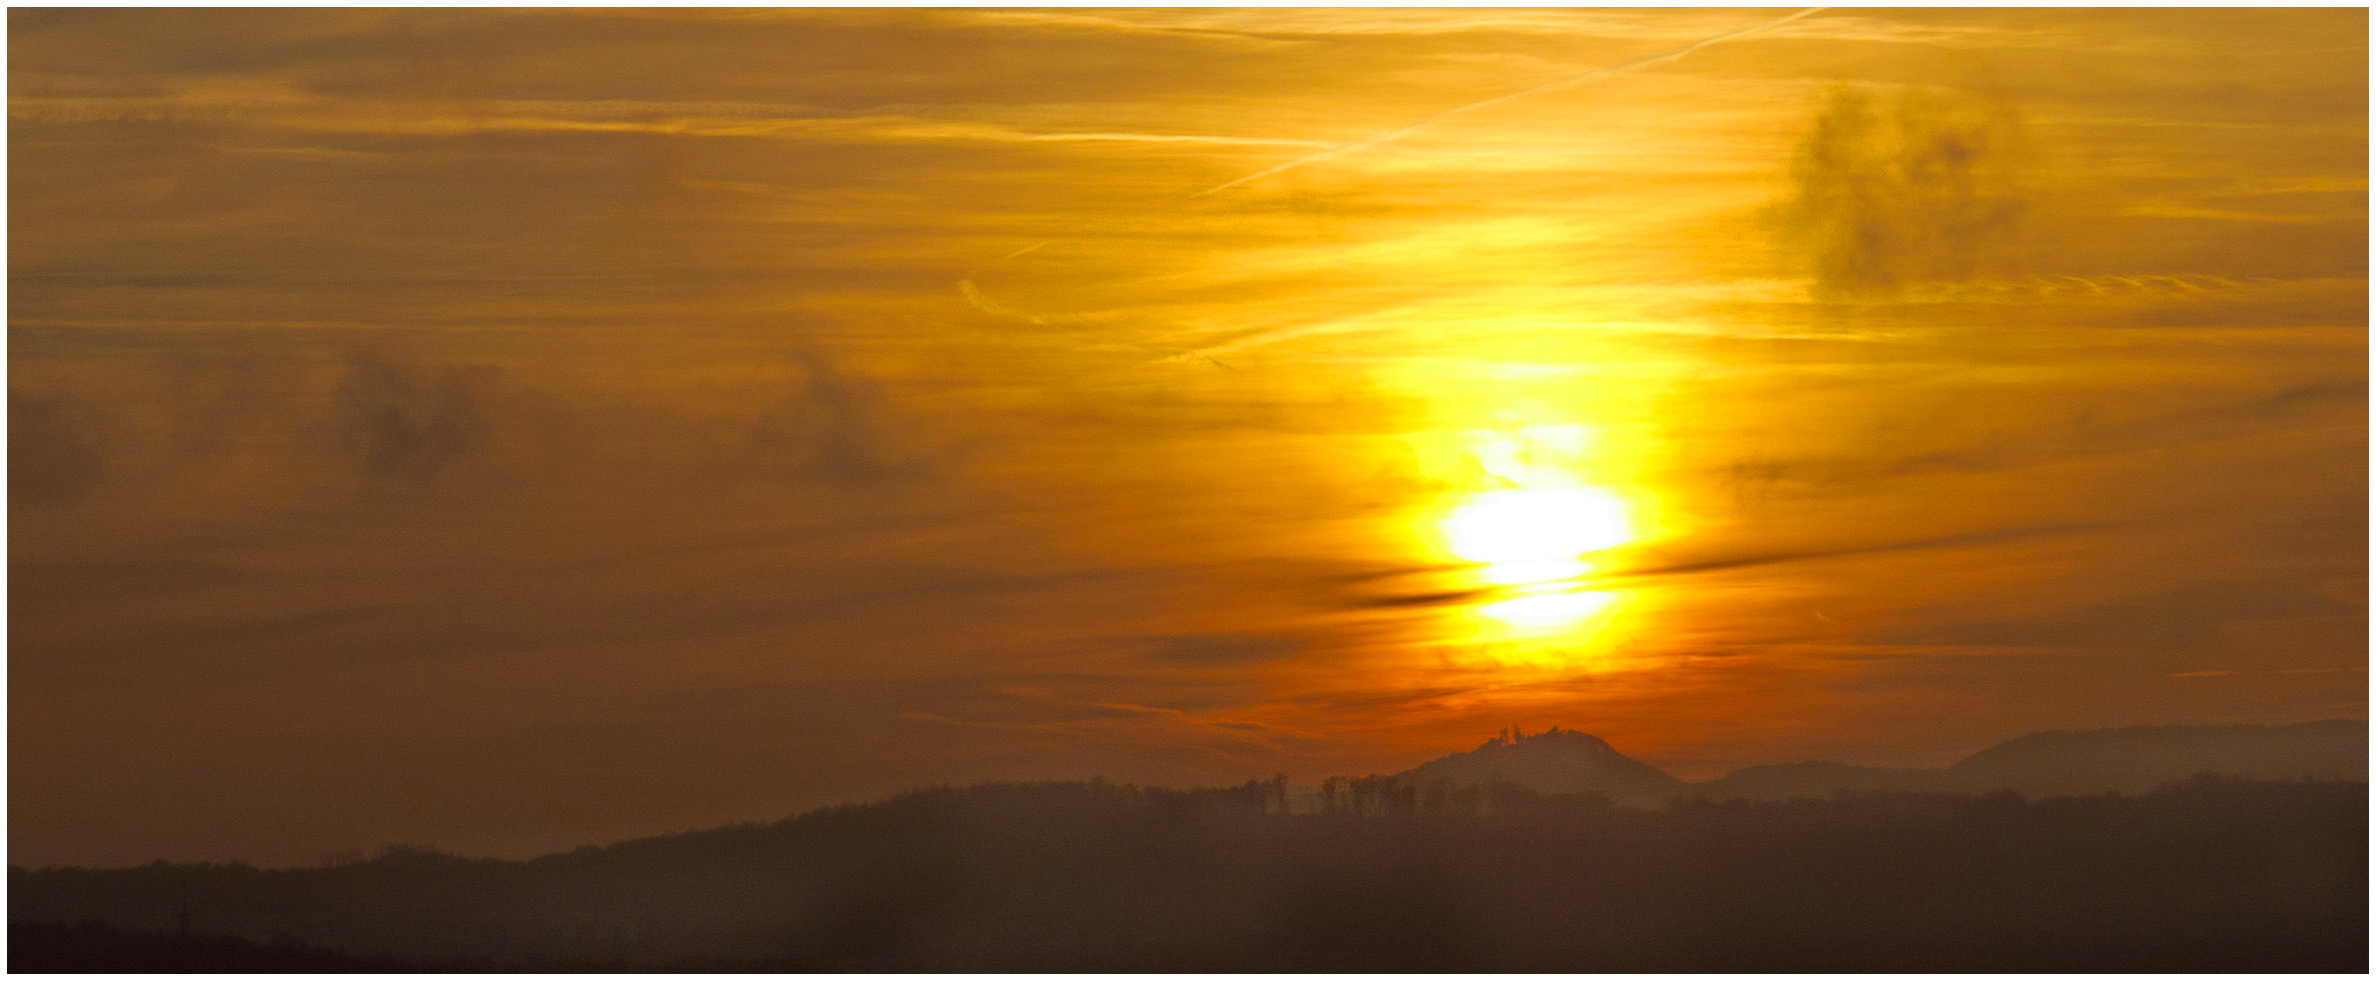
[962,7,1826,353]
[1193,6,1826,198]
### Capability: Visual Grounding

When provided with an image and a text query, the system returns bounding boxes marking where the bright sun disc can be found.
[1444,487,1632,565]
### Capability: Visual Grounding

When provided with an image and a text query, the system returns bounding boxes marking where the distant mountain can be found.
[1688,719,2368,802]
[1385,720,2367,805]
[1938,719,2367,798]
[1396,727,1686,807]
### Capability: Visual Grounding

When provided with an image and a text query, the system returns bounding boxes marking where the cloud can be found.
[334,352,492,485]
[1898,579,2361,653]
[1616,521,2122,581]
[1196,7,1827,196]
[1773,86,2030,298]
[748,353,938,490]
[1145,633,1302,665]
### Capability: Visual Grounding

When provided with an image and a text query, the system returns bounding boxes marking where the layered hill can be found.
[9,722,2366,969]
[1398,720,2369,804]
[1937,719,2368,798]
[11,777,2364,971]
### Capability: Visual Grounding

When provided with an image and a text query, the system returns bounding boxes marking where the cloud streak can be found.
[1194,7,1828,197]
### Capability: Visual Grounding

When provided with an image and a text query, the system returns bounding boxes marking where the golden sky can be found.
[10,7,2367,866]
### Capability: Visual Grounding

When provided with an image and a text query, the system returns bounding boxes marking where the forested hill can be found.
[11,776,2366,971]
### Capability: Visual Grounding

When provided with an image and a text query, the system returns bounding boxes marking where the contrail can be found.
[962,8,1824,351]
[1193,7,1825,198]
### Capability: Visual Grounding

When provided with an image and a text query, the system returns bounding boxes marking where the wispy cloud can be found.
[1195,7,1827,196]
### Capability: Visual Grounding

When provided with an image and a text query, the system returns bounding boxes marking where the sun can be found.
[1443,487,1632,567]
[1439,486,1634,637]
[1404,420,1649,644]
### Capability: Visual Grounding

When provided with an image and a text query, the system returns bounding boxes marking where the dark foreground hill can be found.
[9,922,428,973]
[11,776,2365,971]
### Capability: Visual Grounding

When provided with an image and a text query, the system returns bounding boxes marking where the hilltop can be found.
[1397,726,1686,807]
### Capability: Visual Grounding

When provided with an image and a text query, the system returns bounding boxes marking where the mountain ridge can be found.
[1390,719,2368,804]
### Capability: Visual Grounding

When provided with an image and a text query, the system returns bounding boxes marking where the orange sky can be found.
[10,7,2366,867]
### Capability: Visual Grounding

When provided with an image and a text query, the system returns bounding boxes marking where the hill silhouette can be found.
[8,724,2367,971]
[1389,719,2367,804]
[1939,719,2368,797]
[1397,726,1686,807]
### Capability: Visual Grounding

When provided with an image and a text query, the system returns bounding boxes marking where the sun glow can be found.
[1478,589,1621,633]
[1423,422,1646,640]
